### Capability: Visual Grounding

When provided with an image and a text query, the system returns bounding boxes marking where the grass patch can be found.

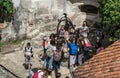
[0,41,4,47]
[12,40,22,45]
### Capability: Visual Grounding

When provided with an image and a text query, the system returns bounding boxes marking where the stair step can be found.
[27,29,39,39]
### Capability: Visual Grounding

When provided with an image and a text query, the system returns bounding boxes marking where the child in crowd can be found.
[23,42,33,70]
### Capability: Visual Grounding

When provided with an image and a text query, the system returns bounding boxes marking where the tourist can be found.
[42,36,47,57]
[81,37,93,60]
[33,67,46,78]
[45,38,56,70]
[96,29,104,41]
[96,37,104,53]
[53,45,62,76]
[23,42,33,70]
[68,37,78,71]
[81,21,89,38]
[43,36,51,69]
[59,25,65,38]
[76,38,84,65]
[68,25,75,38]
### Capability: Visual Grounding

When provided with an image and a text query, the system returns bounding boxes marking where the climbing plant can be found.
[0,0,14,22]
[98,0,120,42]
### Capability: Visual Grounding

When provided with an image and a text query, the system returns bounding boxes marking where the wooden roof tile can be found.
[73,40,120,78]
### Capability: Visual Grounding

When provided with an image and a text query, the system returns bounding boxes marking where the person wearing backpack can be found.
[76,38,84,65]
[23,42,33,70]
[81,37,93,60]
[68,37,78,71]
[42,36,48,55]
[96,29,104,43]
[42,36,49,68]
[33,67,46,78]
[53,46,62,76]
[44,38,57,70]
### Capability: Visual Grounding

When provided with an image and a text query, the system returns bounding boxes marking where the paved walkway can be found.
[0,46,71,78]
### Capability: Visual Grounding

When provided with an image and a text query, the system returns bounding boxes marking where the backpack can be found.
[42,41,46,48]
[33,70,42,78]
[62,41,69,58]
[83,38,91,48]
[69,43,78,55]
[62,41,68,53]
[46,48,53,58]
[53,51,61,62]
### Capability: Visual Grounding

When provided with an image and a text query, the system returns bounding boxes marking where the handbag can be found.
[46,48,53,57]
[63,48,68,53]
[64,52,69,58]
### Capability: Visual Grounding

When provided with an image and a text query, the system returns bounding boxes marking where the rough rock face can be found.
[1,22,17,42]
[14,0,55,39]
[1,0,100,41]
[69,0,99,7]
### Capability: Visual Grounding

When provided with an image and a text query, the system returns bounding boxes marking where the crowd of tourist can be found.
[23,19,104,78]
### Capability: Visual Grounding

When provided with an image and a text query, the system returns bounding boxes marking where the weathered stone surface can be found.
[66,1,80,14]
[69,0,99,7]
[12,0,20,8]
[2,0,100,41]
[0,66,17,78]
[0,46,72,78]
[1,22,17,42]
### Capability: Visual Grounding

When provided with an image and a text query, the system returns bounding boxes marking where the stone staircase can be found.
[27,21,58,39]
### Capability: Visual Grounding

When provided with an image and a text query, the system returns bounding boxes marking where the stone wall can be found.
[1,0,100,41]
[69,0,99,7]
[1,22,17,42]
[67,0,100,27]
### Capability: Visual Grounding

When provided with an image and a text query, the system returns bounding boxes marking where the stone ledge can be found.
[1,47,21,55]
[0,65,19,78]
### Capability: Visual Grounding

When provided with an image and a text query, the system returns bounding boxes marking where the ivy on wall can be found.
[0,0,14,22]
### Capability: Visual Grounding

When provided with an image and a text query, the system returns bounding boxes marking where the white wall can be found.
[12,0,20,8]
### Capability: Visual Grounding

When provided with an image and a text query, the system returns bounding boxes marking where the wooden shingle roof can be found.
[74,40,120,78]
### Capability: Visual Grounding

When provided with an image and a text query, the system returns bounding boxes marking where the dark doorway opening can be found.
[79,5,98,14]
